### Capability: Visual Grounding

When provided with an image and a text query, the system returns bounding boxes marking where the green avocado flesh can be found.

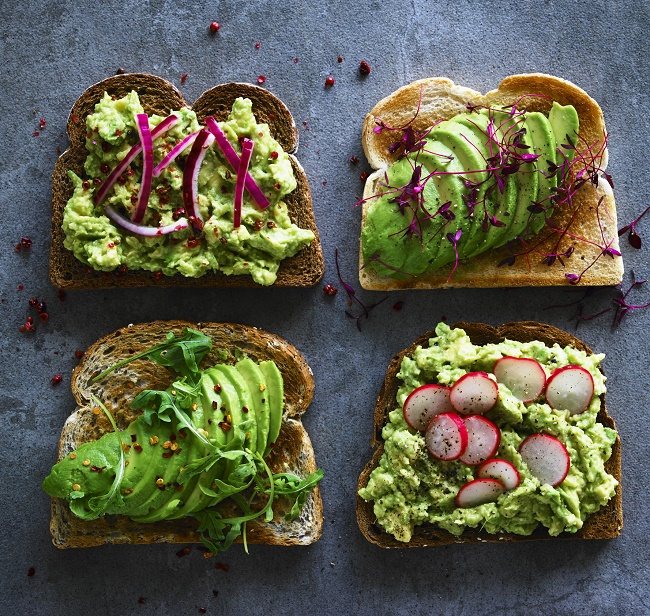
[361,102,579,277]
[63,92,315,286]
[42,359,283,524]
[358,323,619,542]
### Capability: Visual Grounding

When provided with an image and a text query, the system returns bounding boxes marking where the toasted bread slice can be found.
[359,74,623,290]
[49,321,323,549]
[50,74,324,289]
[356,321,622,547]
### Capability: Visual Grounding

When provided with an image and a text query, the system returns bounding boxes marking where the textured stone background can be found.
[1,1,649,614]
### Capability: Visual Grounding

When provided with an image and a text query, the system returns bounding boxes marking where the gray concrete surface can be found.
[1,1,649,614]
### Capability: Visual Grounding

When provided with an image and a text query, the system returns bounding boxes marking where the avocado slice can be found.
[258,361,283,453]
[217,364,257,453]
[236,358,271,454]
[549,101,579,164]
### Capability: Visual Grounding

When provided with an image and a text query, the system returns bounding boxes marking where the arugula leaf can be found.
[267,470,325,521]
[91,328,212,383]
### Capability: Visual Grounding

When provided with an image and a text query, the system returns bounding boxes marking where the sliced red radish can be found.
[449,372,498,415]
[477,458,520,490]
[403,384,453,432]
[425,412,468,461]
[459,415,501,465]
[545,366,594,415]
[493,356,546,402]
[519,433,570,487]
[455,478,505,508]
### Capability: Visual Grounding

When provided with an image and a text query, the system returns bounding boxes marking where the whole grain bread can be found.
[356,321,623,548]
[359,74,624,290]
[49,321,323,549]
[50,74,324,289]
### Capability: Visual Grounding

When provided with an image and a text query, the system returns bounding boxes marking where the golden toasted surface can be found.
[50,321,323,549]
[50,73,324,289]
[359,74,623,290]
[356,321,622,548]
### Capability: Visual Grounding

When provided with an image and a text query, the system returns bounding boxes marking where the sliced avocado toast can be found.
[43,321,323,551]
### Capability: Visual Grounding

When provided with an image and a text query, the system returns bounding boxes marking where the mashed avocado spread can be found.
[358,323,618,542]
[63,92,314,285]
[361,102,580,277]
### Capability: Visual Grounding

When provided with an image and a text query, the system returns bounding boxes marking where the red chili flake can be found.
[51,374,63,386]
[75,349,84,359]
[116,264,129,276]
[254,220,263,231]
[90,465,104,473]
[162,451,173,459]
[71,114,79,125]
[218,421,232,432]
[187,238,200,249]
[172,207,186,221]
[254,41,261,49]
[17,283,24,291]
[38,117,47,129]
[176,546,192,558]
[211,400,218,410]
[137,597,146,605]
[188,215,203,232]
[267,221,276,229]
[392,301,404,311]
[292,57,299,64]
[29,297,39,308]
[215,562,230,572]
[100,163,110,174]
[39,312,49,322]
[359,60,371,75]
[152,271,164,281]
[213,384,222,393]
[93,177,102,186]
[323,283,338,297]
[242,406,249,414]
[116,67,126,75]
[349,155,359,165]
[209,21,220,33]
[325,75,335,88]
[180,72,189,85]
[134,444,143,453]
[32,131,40,137]
[82,180,90,190]
[269,151,279,160]
[257,75,267,85]
[360,171,369,182]
[130,434,137,443]
[337,55,344,63]
[27,567,35,577]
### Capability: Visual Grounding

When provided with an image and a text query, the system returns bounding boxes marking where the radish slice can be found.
[455,478,505,508]
[519,433,570,486]
[450,372,498,415]
[403,384,453,432]
[153,131,199,177]
[131,114,153,223]
[105,205,188,236]
[182,129,215,228]
[205,116,270,209]
[459,415,501,465]
[95,113,178,205]
[493,356,546,402]
[425,412,468,461]
[477,458,520,490]
[545,366,595,415]
[233,138,254,228]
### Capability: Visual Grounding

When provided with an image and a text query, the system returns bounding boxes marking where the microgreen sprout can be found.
[618,204,650,249]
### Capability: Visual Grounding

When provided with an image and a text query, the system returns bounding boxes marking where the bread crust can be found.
[358,74,623,290]
[356,321,623,547]
[49,321,323,549]
[50,74,324,289]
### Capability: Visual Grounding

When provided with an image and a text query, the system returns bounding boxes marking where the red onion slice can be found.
[182,129,215,228]
[204,116,270,209]
[233,138,254,228]
[153,131,200,177]
[95,113,178,206]
[131,114,154,223]
[105,205,188,236]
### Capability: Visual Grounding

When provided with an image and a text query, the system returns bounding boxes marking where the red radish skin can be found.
[455,478,505,508]
[519,433,571,487]
[425,412,468,461]
[459,415,501,465]
[545,366,595,415]
[493,356,547,402]
[450,372,498,415]
[403,384,453,432]
[477,458,520,490]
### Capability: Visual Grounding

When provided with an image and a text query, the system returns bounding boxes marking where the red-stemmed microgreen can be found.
[446,229,462,281]
[612,270,649,326]
[335,248,387,330]
[618,204,650,249]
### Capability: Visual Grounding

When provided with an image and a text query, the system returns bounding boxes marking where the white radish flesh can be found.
[425,412,468,461]
[493,356,546,402]
[403,384,453,432]
[545,366,595,415]
[459,415,501,465]
[449,372,498,415]
[477,458,521,490]
[519,433,571,487]
[455,478,505,508]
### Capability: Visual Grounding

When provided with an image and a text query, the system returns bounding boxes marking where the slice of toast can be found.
[49,321,323,549]
[359,74,624,290]
[50,74,324,289]
[356,321,623,548]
